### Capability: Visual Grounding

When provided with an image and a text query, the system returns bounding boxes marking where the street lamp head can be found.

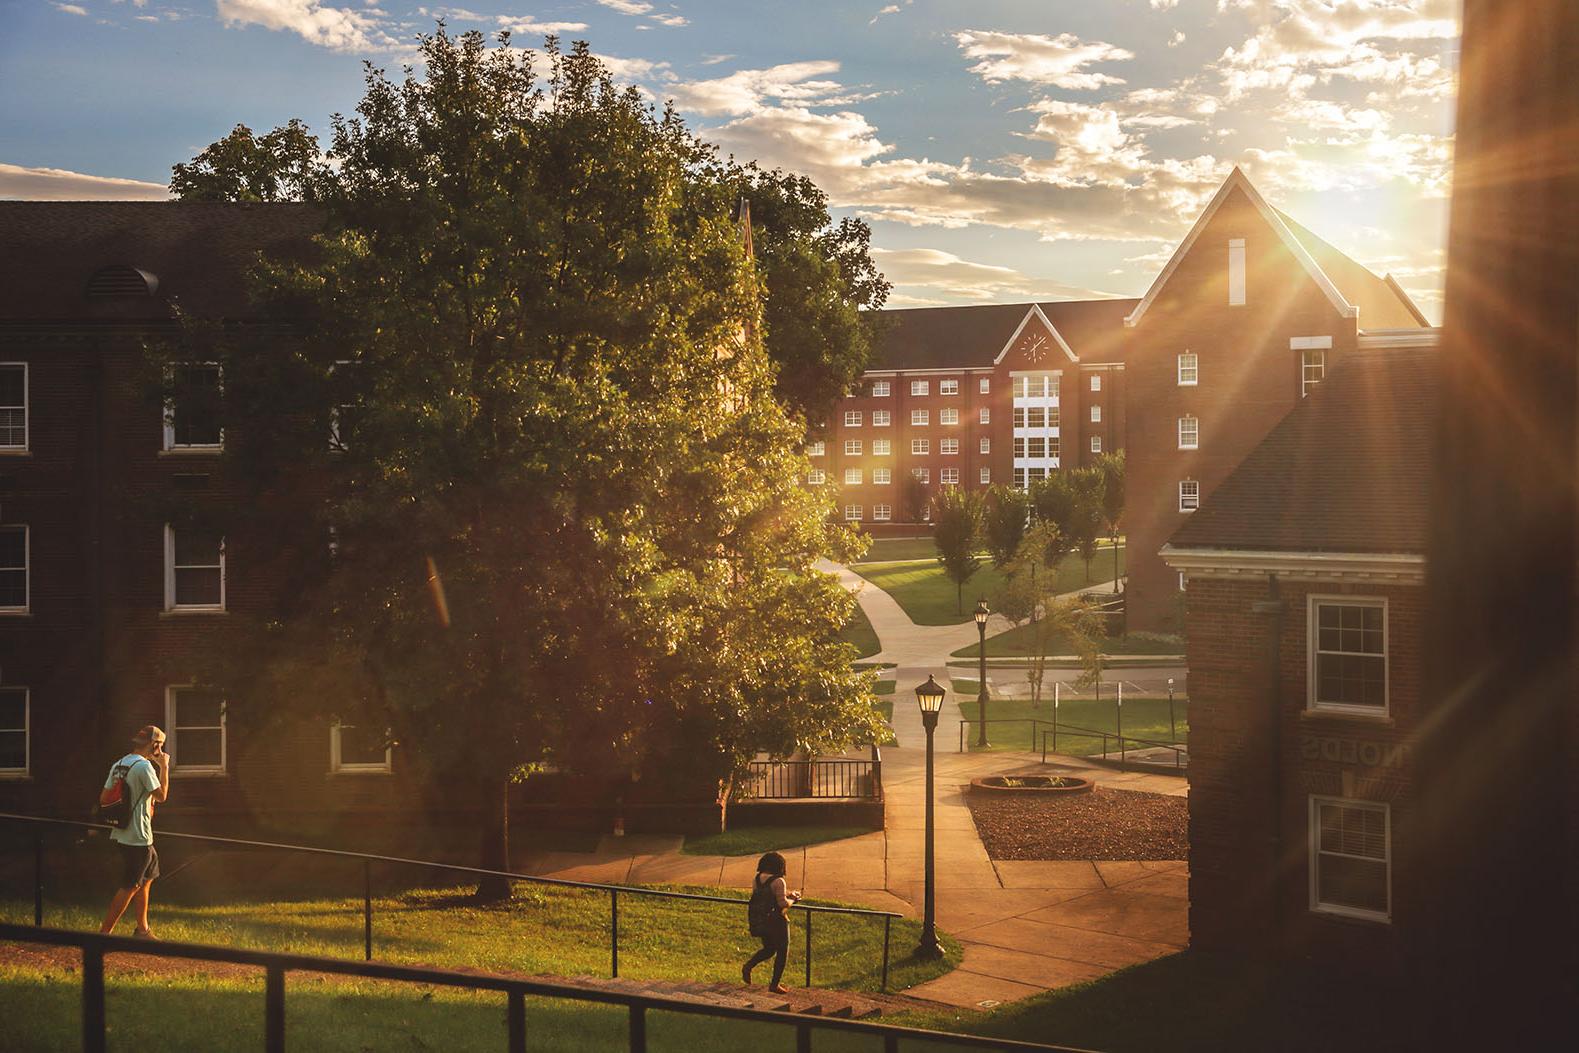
[914,675,947,714]
[973,599,990,627]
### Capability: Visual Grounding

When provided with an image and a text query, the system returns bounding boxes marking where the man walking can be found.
[100,725,170,938]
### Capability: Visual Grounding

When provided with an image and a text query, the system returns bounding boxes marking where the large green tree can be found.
[930,487,985,615]
[1094,451,1126,593]
[170,31,879,896]
[982,484,1031,572]
[169,119,321,202]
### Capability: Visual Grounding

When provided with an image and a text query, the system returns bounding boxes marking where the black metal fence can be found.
[740,747,882,800]
[0,812,899,992]
[0,923,1100,1053]
[1039,726,1187,772]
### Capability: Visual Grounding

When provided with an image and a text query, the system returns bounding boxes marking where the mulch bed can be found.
[964,785,1188,861]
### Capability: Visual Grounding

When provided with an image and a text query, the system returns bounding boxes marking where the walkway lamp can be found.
[914,674,947,959]
[973,600,990,747]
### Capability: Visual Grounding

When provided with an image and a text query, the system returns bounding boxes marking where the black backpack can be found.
[747,876,777,937]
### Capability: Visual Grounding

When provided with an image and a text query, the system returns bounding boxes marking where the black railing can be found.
[957,718,1059,754]
[0,924,1100,1053]
[0,812,899,992]
[742,748,882,800]
[1040,726,1187,773]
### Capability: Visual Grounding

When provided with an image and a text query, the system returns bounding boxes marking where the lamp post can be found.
[973,600,990,748]
[914,674,947,959]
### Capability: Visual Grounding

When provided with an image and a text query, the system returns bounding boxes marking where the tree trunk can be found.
[1112,533,1121,593]
[474,775,513,901]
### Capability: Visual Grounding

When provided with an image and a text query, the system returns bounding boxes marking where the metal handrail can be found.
[956,717,1060,753]
[0,811,900,991]
[741,758,880,800]
[0,923,1102,1053]
[1040,725,1187,773]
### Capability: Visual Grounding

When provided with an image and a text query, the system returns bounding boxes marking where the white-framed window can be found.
[844,440,862,456]
[1090,436,1102,454]
[1013,467,1026,490]
[979,467,991,484]
[979,408,990,424]
[940,467,959,485]
[163,364,224,451]
[1178,571,1187,592]
[1302,350,1326,397]
[0,363,27,450]
[807,469,825,485]
[911,439,929,455]
[331,723,392,774]
[1014,375,1056,398]
[1178,353,1199,386]
[844,468,863,485]
[872,504,892,521]
[940,438,959,455]
[843,410,862,428]
[1228,238,1247,306]
[939,379,959,396]
[1179,480,1200,512]
[910,409,929,426]
[940,408,959,425]
[1178,416,1199,449]
[0,687,28,777]
[808,441,825,457]
[873,468,891,485]
[979,377,990,393]
[164,523,225,611]
[0,526,27,612]
[872,410,891,427]
[1026,437,1045,458]
[1013,408,1025,429]
[1013,437,1025,458]
[871,380,891,398]
[1026,407,1046,428]
[911,467,930,483]
[1089,405,1101,423]
[1308,596,1388,714]
[166,686,227,775]
[1090,375,1102,392]
[872,439,891,456]
[844,505,862,522]
[910,380,929,396]
[979,437,990,454]
[1310,797,1391,922]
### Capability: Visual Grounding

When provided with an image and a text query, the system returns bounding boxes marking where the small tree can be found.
[998,522,1100,707]
[931,487,985,615]
[1095,451,1126,593]
[1067,468,1107,581]
[982,484,1031,572]
[899,472,930,523]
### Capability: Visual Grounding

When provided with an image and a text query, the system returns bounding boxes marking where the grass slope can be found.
[680,827,871,858]
[853,547,1123,627]
[954,695,1188,757]
[952,623,1181,658]
[837,603,882,659]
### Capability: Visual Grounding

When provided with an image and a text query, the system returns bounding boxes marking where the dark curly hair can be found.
[755,851,787,878]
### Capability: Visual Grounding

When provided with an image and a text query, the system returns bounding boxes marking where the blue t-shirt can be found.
[104,754,159,847]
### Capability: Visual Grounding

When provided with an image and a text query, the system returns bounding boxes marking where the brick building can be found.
[1159,347,1435,969]
[832,168,1432,629]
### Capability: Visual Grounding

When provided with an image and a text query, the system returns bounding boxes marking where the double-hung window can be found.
[911,439,929,455]
[873,468,891,485]
[978,377,990,393]
[1090,405,1101,424]
[1309,597,1388,714]
[1178,480,1200,512]
[331,723,392,773]
[166,687,227,774]
[808,441,825,457]
[940,408,958,425]
[1302,350,1327,397]
[1178,353,1199,386]
[165,524,225,611]
[911,467,929,483]
[844,440,862,456]
[871,380,891,398]
[872,410,891,427]
[0,687,28,776]
[910,380,929,396]
[164,364,223,451]
[0,364,26,450]
[844,505,862,522]
[807,469,826,485]
[1091,436,1102,454]
[844,468,863,485]
[872,504,892,521]
[1311,797,1391,921]
[940,438,959,455]
[1090,375,1102,392]
[843,410,862,427]
[911,409,929,426]
[978,467,990,484]
[979,408,990,424]
[0,526,27,611]
[979,437,990,454]
[940,468,959,485]
[1178,416,1199,450]
[872,439,891,456]
[939,379,959,396]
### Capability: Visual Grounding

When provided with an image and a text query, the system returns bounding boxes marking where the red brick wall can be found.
[1126,187,1359,631]
[1185,573,1420,973]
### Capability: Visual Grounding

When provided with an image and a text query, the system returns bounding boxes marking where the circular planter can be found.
[969,774,1095,796]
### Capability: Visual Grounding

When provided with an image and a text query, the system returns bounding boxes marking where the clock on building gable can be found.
[1018,328,1051,364]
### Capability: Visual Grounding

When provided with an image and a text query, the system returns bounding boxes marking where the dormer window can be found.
[87,265,158,299]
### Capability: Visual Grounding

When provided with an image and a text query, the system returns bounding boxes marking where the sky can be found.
[1,0,1459,320]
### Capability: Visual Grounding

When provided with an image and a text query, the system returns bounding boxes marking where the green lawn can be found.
[853,536,962,563]
[873,679,896,695]
[838,603,882,659]
[952,624,1182,659]
[681,826,872,857]
[853,546,1124,627]
[953,694,1188,757]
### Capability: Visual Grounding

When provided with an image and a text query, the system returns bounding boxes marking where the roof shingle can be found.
[870,298,1137,371]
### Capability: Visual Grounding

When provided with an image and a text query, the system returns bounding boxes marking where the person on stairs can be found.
[742,851,800,993]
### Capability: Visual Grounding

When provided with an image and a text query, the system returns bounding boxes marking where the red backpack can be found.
[94,759,147,829]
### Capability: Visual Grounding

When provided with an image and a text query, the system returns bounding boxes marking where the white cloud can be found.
[1168,31,1186,47]
[954,30,1132,90]
[599,54,673,83]
[498,18,590,34]
[666,61,852,117]
[215,0,402,52]
[699,53,732,65]
[873,246,1119,303]
[650,12,686,26]
[1150,0,1180,8]
[0,162,169,200]
[595,0,651,13]
[868,0,910,25]
[54,3,88,14]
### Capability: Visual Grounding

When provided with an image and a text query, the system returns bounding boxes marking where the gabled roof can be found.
[0,201,320,323]
[1167,346,1437,556]
[869,298,1136,372]
[1124,167,1358,327]
[1278,211,1430,329]
[993,304,1078,364]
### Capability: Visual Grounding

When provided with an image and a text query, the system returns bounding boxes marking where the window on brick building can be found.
[1309,598,1388,713]
[911,439,929,455]
[1228,238,1247,306]
[940,468,959,485]
[979,377,989,393]
[843,410,862,427]
[910,380,929,396]
[0,363,26,450]
[1178,416,1199,449]
[844,439,862,456]
[164,364,223,451]
[807,469,825,485]
[979,467,990,484]
[808,441,824,457]
[1013,467,1026,489]
[1179,480,1199,512]
[979,408,990,424]
[872,380,890,398]
[940,408,959,425]
[166,687,227,774]
[0,688,28,776]
[1090,405,1101,423]
[844,505,862,522]
[844,468,862,485]
[873,504,892,521]
[1027,407,1046,428]
[979,437,990,454]
[165,524,225,610]
[331,723,392,774]
[873,439,891,456]
[1091,436,1102,453]
[1090,375,1102,392]
[872,410,891,427]
[1013,437,1025,458]
[940,438,959,455]
[1178,353,1199,386]
[911,467,929,483]
[911,409,929,426]
[940,379,959,395]
[1311,797,1391,921]
[1026,437,1044,458]
[0,526,27,611]
[1302,350,1327,397]
[873,468,891,485]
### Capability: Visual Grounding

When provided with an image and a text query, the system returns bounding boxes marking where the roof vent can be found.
[87,265,159,299]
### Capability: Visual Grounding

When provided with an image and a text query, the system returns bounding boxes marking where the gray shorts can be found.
[116,843,160,888]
